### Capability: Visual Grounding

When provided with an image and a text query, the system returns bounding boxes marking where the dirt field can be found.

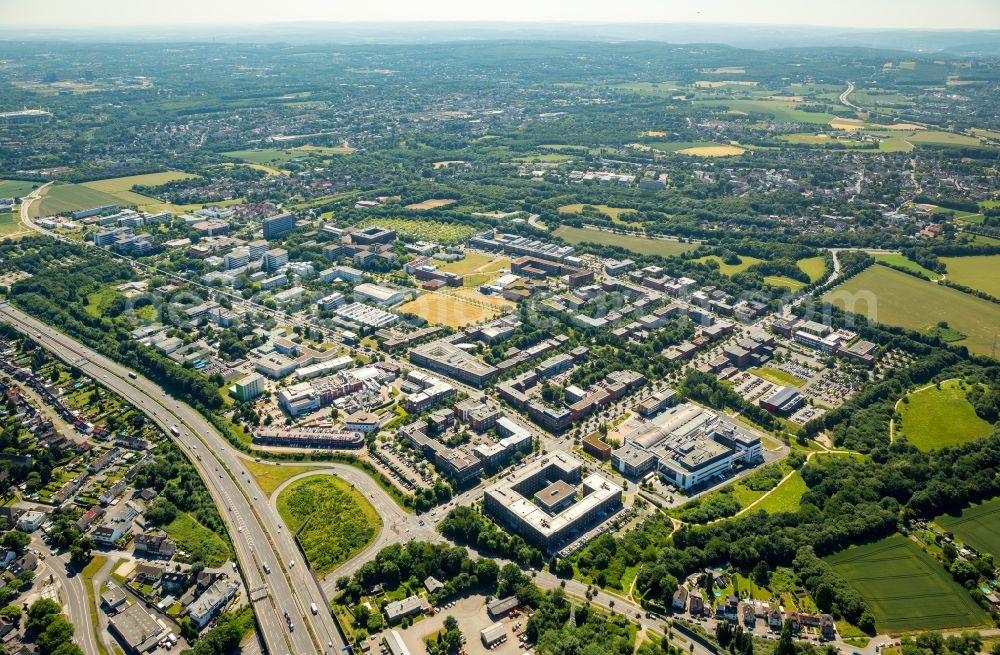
[694,80,758,88]
[644,130,667,137]
[400,289,512,328]
[830,118,866,131]
[405,198,457,210]
[432,161,466,169]
[677,145,746,156]
[880,123,926,130]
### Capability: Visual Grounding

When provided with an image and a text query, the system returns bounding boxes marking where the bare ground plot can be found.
[400,290,512,328]
[405,198,457,210]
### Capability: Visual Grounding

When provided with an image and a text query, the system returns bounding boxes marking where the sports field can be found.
[936,497,1000,557]
[826,534,990,633]
[824,265,1000,358]
[358,217,474,243]
[873,254,941,280]
[553,225,694,257]
[940,254,1000,297]
[897,380,993,451]
[400,289,511,328]
[694,254,764,276]
[0,179,38,198]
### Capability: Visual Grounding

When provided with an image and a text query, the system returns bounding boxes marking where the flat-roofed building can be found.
[353,282,409,307]
[409,339,499,387]
[483,452,622,551]
[383,630,413,655]
[384,595,430,623]
[108,602,164,653]
[262,212,295,239]
[481,622,506,648]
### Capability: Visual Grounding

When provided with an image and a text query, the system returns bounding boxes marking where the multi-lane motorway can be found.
[0,303,344,655]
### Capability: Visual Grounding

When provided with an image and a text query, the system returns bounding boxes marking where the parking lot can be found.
[377,595,530,655]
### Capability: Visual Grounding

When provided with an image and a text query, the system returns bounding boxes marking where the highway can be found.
[0,303,344,655]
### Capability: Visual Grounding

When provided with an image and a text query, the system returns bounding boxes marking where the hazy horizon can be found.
[2,0,1000,30]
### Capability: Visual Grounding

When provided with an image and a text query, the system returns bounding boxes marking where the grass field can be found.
[940,254,1000,297]
[694,254,764,276]
[751,366,806,387]
[164,512,230,567]
[0,212,22,236]
[695,98,836,124]
[32,183,123,218]
[677,145,746,156]
[936,497,1000,556]
[797,256,828,283]
[778,133,871,147]
[223,145,353,166]
[436,252,510,277]
[276,474,381,576]
[84,286,119,318]
[764,275,806,291]
[358,217,474,243]
[82,171,196,194]
[553,225,695,257]
[753,472,808,514]
[558,204,639,224]
[896,380,993,451]
[826,534,991,633]
[824,265,1000,358]
[400,290,508,328]
[243,460,324,496]
[0,179,39,198]
[404,198,457,210]
[873,254,941,280]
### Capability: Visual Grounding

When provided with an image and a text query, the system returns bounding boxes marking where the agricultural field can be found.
[694,254,764,276]
[31,182,123,218]
[276,474,381,576]
[873,254,941,280]
[677,145,746,157]
[553,225,695,257]
[558,204,639,224]
[404,198,458,210]
[611,82,679,96]
[400,289,510,328]
[936,497,1000,557]
[826,534,990,633]
[778,133,871,148]
[940,254,1000,297]
[82,171,198,213]
[797,256,828,283]
[357,217,474,243]
[896,380,993,451]
[0,179,39,198]
[824,265,1000,358]
[694,98,837,124]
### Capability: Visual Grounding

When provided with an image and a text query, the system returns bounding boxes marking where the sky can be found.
[1,0,999,29]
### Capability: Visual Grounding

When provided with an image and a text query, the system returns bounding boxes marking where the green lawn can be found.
[558,204,639,225]
[223,146,351,165]
[796,256,828,283]
[826,534,991,633]
[82,171,196,194]
[824,265,1000,359]
[276,474,382,576]
[0,179,39,198]
[242,460,323,497]
[553,225,694,257]
[0,212,22,236]
[764,275,806,291]
[84,286,120,318]
[873,253,941,280]
[694,255,765,276]
[750,366,806,387]
[936,496,1000,557]
[163,512,231,567]
[753,472,807,514]
[896,380,993,451]
[81,555,110,655]
[940,254,1000,297]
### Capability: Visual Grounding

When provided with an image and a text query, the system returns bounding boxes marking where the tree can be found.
[37,616,75,655]
[0,605,22,625]
[25,599,61,637]
[1,530,30,555]
[775,622,795,655]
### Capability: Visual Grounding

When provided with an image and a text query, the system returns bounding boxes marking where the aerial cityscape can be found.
[0,2,999,655]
